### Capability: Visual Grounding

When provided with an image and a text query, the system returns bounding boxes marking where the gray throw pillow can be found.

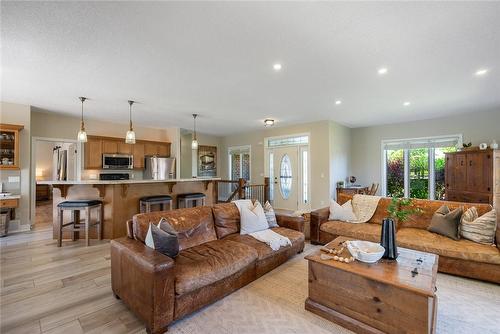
[145,218,179,258]
[427,205,463,240]
[263,201,279,228]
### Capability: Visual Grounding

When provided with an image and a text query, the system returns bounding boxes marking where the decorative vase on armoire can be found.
[380,218,398,260]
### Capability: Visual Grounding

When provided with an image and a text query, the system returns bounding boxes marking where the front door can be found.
[272,146,298,210]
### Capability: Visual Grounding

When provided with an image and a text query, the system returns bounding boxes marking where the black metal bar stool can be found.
[57,200,103,247]
[139,195,173,213]
[177,193,206,208]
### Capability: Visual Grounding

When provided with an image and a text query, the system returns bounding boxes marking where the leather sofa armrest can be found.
[126,219,134,239]
[111,237,175,334]
[275,213,305,233]
[310,207,329,244]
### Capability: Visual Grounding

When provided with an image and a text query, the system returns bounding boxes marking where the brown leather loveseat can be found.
[310,194,500,284]
[111,203,305,334]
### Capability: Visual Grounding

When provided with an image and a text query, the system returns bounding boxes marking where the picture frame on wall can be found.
[198,145,217,177]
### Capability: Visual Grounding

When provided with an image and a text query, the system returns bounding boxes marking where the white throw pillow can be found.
[239,200,269,235]
[329,199,358,222]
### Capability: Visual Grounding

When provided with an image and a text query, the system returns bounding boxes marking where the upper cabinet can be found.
[83,135,170,170]
[0,124,24,170]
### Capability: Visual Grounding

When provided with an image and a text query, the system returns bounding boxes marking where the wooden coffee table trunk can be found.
[305,237,438,334]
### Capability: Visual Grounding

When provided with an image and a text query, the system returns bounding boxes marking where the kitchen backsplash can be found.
[0,169,21,193]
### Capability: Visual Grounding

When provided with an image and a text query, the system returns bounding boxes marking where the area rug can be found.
[168,244,500,334]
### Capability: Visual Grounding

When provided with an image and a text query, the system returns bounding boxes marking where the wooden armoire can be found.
[445,149,499,207]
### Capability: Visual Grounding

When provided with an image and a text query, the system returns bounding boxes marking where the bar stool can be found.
[139,195,173,213]
[57,200,103,247]
[177,193,206,208]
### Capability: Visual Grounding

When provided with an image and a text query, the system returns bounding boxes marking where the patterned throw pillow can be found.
[145,218,179,258]
[460,207,497,244]
[427,205,462,240]
[263,201,279,228]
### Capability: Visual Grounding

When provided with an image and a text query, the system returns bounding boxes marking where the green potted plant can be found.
[381,197,421,259]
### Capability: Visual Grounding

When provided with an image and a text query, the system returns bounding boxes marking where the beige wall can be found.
[329,121,351,198]
[0,102,31,228]
[31,109,172,142]
[351,109,500,192]
[220,120,351,210]
[35,141,54,181]
[180,130,223,178]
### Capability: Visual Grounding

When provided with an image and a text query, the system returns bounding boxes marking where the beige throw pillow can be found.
[329,199,358,222]
[460,207,497,245]
[427,205,462,240]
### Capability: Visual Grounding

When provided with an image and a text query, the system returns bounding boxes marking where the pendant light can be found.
[125,100,136,144]
[191,114,198,150]
[77,97,88,142]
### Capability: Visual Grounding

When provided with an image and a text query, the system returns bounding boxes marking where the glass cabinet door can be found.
[0,124,23,170]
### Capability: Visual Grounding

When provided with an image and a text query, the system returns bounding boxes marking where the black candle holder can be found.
[380,218,398,260]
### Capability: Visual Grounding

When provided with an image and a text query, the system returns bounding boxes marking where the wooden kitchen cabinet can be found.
[84,135,170,170]
[84,137,103,169]
[144,142,170,156]
[118,142,132,155]
[102,140,118,154]
[0,123,24,170]
[133,143,145,169]
[445,149,498,204]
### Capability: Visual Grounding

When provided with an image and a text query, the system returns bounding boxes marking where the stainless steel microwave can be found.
[102,154,134,169]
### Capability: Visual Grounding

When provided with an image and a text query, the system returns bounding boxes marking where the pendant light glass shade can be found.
[125,100,136,144]
[77,97,88,143]
[191,114,198,150]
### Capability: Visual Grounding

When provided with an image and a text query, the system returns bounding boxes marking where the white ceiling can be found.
[2,1,499,135]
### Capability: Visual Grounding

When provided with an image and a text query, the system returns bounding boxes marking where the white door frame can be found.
[30,136,82,226]
[228,145,251,181]
[264,133,310,212]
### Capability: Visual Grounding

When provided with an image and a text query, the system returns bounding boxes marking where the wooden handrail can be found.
[214,177,270,204]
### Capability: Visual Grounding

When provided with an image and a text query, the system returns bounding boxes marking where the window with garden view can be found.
[383,136,461,200]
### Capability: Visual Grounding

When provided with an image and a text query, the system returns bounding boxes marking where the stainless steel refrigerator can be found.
[144,156,176,180]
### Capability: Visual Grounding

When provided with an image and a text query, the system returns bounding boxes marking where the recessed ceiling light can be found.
[475,68,488,76]
[335,100,342,105]
[273,63,282,71]
[264,119,275,127]
[378,67,388,75]
[403,101,411,107]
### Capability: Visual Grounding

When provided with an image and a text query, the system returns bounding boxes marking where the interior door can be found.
[272,146,298,210]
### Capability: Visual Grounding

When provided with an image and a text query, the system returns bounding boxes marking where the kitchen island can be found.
[37,178,219,240]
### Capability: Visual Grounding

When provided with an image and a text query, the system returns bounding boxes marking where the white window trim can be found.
[228,145,251,182]
[381,134,463,197]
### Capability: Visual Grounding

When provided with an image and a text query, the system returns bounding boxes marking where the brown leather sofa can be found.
[310,194,500,284]
[111,203,305,334]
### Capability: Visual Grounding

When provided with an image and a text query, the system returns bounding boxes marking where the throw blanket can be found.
[350,194,382,223]
[249,229,292,251]
[232,199,291,250]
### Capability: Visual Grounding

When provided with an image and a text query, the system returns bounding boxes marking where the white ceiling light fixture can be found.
[264,119,274,127]
[273,63,282,71]
[403,101,411,107]
[475,68,488,76]
[378,67,388,75]
[77,96,88,143]
[335,100,342,105]
[191,114,198,150]
[125,100,136,144]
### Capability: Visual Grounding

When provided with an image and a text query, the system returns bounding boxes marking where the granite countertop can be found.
[37,177,220,185]
[0,194,21,200]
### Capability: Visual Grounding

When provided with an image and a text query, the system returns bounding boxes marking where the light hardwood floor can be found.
[0,209,146,334]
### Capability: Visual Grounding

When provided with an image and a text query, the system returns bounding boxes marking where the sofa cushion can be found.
[320,220,381,242]
[212,203,240,239]
[133,206,217,251]
[224,227,304,261]
[174,239,258,295]
[397,228,500,265]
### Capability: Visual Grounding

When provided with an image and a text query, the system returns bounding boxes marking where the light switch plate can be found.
[8,176,20,183]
